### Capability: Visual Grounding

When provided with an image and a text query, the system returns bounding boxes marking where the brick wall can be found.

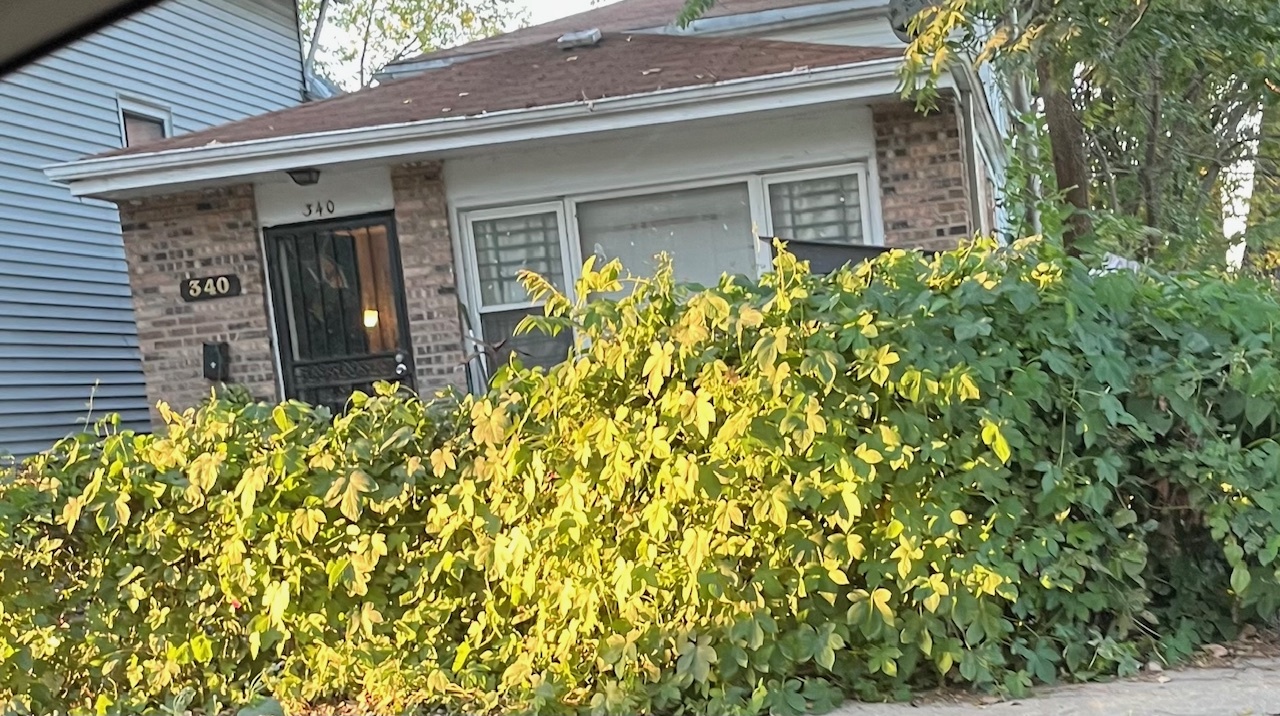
[118,185,277,421]
[872,98,973,251]
[391,162,468,395]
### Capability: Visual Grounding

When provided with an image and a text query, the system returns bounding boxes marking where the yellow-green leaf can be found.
[263,580,290,627]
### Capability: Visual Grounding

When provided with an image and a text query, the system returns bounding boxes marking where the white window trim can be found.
[458,201,574,383]
[460,201,573,314]
[760,162,879,247]
[452,161,880,388]
[116,95,173,147]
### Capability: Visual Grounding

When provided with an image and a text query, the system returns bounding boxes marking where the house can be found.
[45,0,1011,419]
[0,0,311,455]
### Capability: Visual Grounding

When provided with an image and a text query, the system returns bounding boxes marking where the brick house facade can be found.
[50,10,1006,418]
[119,185,278,418]
[110,105,975,417]
[873,100,973,251]
[388,163,469,394]
[118,165,471,413]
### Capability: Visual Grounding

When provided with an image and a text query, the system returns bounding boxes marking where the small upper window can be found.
[122,111,167,147]
[117,97,171,148]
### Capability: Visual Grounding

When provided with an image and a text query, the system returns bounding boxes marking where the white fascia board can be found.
[49,58,918,199]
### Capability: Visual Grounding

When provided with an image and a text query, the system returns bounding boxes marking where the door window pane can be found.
[273,224,402,362]
[472,212,564,306]
[577,184,755,289]
[768,173,865,244]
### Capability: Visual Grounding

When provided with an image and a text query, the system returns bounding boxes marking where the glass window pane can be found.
[577,184,755,289]
[471,212,564,307]
[768,173,864,244]
[480,307,572,370]
[123,112,166,147]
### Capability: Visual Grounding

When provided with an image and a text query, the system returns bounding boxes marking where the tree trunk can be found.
[305,0,332,74]
[1249,103,1278,231]
[1245,102,1279,273]
[1037,57,1092,254]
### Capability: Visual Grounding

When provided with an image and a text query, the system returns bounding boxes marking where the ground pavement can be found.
[837,658,1280,716]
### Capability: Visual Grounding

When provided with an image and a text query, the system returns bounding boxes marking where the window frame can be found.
[453,161,879,388]
[460,201,574,315]
[116,95,172,148]
[567,174,771,280]
[458,201,574,382]
[760,163,879,247]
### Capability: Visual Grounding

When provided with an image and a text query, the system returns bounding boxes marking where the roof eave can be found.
[47,57,915,199]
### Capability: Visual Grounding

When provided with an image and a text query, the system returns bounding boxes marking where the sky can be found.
[313,0,621,89]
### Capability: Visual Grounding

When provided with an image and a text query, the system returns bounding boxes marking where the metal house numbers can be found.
[180,273,242,302]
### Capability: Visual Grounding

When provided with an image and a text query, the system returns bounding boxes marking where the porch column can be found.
[872,97,974,251]
[390,162,468,395]
[117,185,278,422]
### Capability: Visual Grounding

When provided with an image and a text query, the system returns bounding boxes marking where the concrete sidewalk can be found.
[837,659,1280,716]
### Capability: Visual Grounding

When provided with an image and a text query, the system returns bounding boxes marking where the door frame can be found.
[262,211,416,402]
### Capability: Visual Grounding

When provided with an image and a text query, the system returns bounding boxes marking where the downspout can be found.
[954,86,986,236]
[288,0,309,101]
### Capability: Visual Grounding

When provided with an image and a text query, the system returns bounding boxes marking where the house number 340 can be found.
[303,200,336,217]
[180,273,242,302]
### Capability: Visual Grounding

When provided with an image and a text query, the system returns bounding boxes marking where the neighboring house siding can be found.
[0,0,302,456]
[753,14,901,48]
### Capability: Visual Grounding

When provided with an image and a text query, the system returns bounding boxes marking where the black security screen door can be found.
[265,214,414,412]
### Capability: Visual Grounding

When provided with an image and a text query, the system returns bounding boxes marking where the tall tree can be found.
[682,0,1280,264]
[1241,100,1280,276]
[903,0,1280,261]
[299,0,525,89]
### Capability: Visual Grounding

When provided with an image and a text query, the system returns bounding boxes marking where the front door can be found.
[264,213,414,412]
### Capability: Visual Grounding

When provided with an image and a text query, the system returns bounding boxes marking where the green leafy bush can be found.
[3,238,1280,715]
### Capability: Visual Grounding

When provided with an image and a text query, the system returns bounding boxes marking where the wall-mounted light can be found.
[362,309,380,328]
[286,167,321,186]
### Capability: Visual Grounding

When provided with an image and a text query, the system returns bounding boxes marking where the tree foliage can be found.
[5,241,1280,713]
[298,0,523,89]
[903,0,1280,264]
[681,0,1280,263]
[1249,102,1280,268]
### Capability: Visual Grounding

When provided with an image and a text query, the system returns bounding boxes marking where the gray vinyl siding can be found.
[0,0,303,457]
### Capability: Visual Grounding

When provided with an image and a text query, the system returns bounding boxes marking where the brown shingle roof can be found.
[104,34,899,157]
[393,0,830,65]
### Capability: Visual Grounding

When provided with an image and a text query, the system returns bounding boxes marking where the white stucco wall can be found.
[442,103,881,224]
[254,166,394,228]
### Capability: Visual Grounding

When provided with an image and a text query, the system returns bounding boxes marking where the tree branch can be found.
[358,0,379,88]
[1141,66,1163,230]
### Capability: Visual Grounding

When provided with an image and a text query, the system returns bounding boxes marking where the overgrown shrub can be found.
[3,238,1280,715]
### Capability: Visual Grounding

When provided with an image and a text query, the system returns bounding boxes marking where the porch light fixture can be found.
[286,167,321,186]
[362,309,380,328]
